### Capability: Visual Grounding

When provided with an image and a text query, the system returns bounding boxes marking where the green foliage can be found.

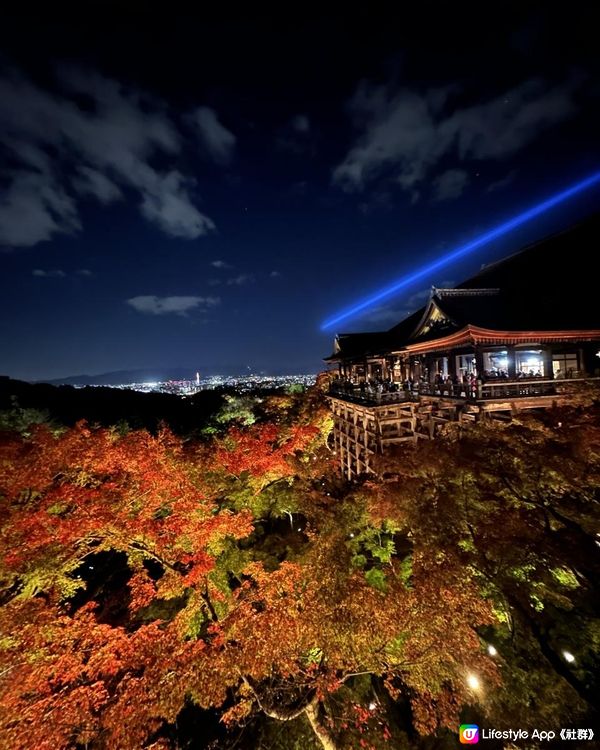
[303,646,323,666]
[347,521,398,563]
[347,520,400,595]
[46,502,69,516]
[384,633,409,662]
[19,558,86,601]
[137,594,190,625]
[397,555,413,588]
[0,397,52,436]
[225,477,299,520]
[550,567,579,589]
[216,395,258,426]
[350,553,367,569]
[364,567,387,591]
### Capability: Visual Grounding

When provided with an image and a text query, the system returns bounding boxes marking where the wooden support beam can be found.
[328,387,586,481]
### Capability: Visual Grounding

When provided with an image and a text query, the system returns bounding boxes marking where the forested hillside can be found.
[0,387,598,749]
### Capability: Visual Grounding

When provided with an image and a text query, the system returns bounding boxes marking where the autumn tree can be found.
[0,421,253,748]
[0,396,501,750]
[368,406,600,734]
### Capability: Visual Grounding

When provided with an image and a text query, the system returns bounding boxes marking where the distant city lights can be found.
[72,373,317,395]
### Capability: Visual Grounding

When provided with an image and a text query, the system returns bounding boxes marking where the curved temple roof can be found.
[325,212,600,362]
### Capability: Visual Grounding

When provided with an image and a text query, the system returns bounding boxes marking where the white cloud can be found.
[73,166,123,204]
[139,170,215,238]
[486,170,516,193]
[226,274,254,286]
[333,77,579,197]
[0,67,222,248]
[269,270,282,278]
[190,106,236,164]
[211,259,233,269]
[0,171,80,247]
[432,169,470,201]
[32,268,67,278]
[76,269,94,277]
[126,295,220,316]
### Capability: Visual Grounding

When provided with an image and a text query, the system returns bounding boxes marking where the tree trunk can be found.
[305,699,339,750]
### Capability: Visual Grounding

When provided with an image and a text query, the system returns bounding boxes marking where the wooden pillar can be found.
[542,348,553,379]
[474,347,484,378]
[413,358,421,381]
[507,347,517,379]
[424,356,433,383]
[429,357,437,383]
[447,351,456,377]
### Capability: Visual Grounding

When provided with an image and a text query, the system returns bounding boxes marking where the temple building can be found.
[325,214,600,479]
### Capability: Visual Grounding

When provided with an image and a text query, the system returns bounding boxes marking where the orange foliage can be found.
[0,408,501,748]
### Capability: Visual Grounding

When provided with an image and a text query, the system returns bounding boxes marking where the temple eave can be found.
[400,326,600,355]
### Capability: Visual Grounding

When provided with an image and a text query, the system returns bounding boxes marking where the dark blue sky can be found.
[2,7,600,380]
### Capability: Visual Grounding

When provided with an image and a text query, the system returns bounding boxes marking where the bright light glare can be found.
[368,701,377,711]
[466,673,481,690]
[487,644,498,657]
[562,650,576,663]
[320,169,600,330]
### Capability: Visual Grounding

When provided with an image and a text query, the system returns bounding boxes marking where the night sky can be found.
[2,6,600,381]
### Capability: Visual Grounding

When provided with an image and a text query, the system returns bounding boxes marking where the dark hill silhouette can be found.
[0,377,225,435]
[41,368,200,386]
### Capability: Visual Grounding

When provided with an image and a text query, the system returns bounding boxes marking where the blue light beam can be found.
[320,169,600,331]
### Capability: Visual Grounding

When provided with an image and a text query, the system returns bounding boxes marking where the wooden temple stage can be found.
[324,215,600,480]
[328,380,598,479]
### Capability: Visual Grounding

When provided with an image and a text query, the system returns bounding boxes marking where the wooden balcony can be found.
[329,377,600,406]
[328,377,600,480]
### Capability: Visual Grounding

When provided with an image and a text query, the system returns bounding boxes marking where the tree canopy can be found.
[0,391,598,748]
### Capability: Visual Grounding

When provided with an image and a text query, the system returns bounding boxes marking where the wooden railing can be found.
[329,377,600,405]
[328,383,413,405]
[479,377,600,400]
